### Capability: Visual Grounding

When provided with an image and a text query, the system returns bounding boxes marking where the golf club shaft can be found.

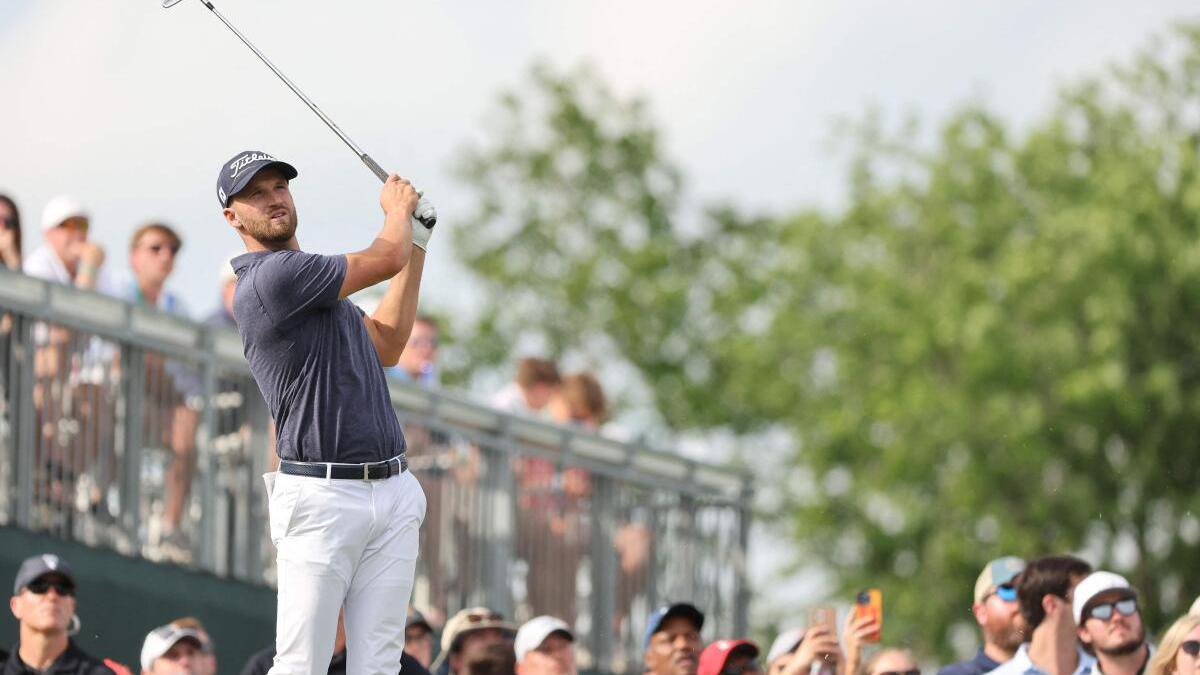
[198,0,436,226]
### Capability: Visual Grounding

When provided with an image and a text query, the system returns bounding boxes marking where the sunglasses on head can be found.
[25,579,75,597]
[1087,598,1137,621]
[1182,641,1200,657]
[989,584,1018,602]
[464,611,502,624]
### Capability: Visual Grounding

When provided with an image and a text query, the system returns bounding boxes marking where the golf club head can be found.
[162,0,186,8]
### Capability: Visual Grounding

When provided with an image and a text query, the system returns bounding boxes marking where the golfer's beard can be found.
[1098,633,1145,657]
[990,624,1025,653]
[243,210,297,244]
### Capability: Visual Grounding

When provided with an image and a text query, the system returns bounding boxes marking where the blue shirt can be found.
[987,644,1095,675]
[939,650,1002,675]
[231,249,405,463]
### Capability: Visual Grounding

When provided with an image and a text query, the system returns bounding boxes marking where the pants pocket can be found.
[266,472,306,545]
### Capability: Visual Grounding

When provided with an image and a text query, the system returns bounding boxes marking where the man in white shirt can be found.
[24,195,113,293]
[491,357,561,415]
[23,196,119,528]
[988,555,1095,675]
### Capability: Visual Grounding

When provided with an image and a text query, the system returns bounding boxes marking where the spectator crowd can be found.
[8,550,1200,675]
[0,191,658,672]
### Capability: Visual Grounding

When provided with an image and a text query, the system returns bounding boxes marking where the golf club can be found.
[163,0,437,228]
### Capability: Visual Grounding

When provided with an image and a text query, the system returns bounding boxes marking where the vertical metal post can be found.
[590,473,618,673]
[13,316,36,528]
[120,344,145,546]
[244,384,269,584]
[679,495,697,601]
[197,346,218,572]
[734,483,753,637]
[482,441,515,616]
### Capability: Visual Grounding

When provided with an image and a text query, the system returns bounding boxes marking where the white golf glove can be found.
[412,197,436,251]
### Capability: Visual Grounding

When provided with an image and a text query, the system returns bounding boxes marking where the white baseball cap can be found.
[1073,571,1135,624]
[141,623,204,672]
[766,628,805,666]
[514,615,574,662]
[41,195,88,231]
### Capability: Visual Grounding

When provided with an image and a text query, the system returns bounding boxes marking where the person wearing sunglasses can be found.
[861,649,920,675]
[24,196,112,293]
[121,222,202,563]
[1146,614,1200,675]
[5,553,116,674]
[989,555,1095,675]
[1074,572,1151,675]
[939,557,1028,675]
[389,315,440,386]
[433,607,517,675]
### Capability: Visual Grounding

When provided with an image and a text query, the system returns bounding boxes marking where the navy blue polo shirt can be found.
[231,249,405,463]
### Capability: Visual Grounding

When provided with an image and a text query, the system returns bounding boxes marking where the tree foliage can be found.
[452,26,1200,659]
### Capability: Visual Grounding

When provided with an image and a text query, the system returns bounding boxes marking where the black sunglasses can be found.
[723,663,762,675]
[877,670,920,675]
[25,579,75,597]
[1181,641,1200,657]
[1088,598,1137,621]
[1,216,15,230]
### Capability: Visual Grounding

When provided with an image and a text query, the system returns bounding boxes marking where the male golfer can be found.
[218,150,432,675]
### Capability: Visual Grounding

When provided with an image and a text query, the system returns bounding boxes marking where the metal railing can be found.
[0,266,752,672]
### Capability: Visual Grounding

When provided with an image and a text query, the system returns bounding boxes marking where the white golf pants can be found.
[264,467,426,675]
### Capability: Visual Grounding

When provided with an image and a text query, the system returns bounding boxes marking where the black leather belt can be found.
[279,455,408,480]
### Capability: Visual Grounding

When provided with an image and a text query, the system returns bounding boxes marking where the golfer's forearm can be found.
[368,247,425,363]
[340,213,413,298]
[379,208,414,258]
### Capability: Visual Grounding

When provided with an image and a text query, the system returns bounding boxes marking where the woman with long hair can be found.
[1148,614,1200,675]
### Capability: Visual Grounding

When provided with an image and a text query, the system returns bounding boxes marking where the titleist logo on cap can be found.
[229,152,279,179]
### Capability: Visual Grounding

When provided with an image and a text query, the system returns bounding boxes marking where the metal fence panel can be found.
[0,268,751,672]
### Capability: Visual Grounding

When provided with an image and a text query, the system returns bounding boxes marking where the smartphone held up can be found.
[854,588,883,643]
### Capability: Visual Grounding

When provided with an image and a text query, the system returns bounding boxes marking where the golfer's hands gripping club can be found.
[363,155,437,232]
[380,174,434,252]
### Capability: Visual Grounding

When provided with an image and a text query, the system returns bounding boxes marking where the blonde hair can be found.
[1149,614,1200,675]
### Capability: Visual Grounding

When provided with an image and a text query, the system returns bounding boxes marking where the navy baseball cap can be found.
[643,602,704,651]
[216,150,298,207]
[13,553,75,595]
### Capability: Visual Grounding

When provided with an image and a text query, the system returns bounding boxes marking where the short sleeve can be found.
[251,250,346,328]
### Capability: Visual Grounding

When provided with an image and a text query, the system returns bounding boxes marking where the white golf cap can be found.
[41,195,87,231]
[1073,571,1135,624]
[766,628,805,666]
[141,623,204,671]
[514,615,574,662]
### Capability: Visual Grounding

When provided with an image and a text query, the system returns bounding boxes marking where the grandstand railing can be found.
[0,266,752,672]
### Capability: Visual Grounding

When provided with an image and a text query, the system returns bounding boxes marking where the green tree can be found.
[452,25,1200,659]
